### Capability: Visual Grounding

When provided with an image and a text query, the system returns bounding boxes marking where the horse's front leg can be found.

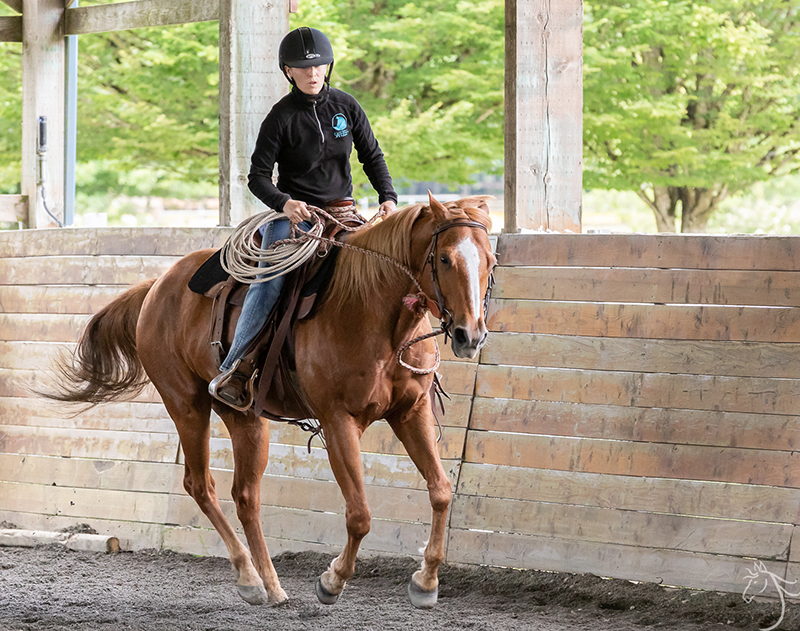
[388,402,452,609]
[316,415,371,605]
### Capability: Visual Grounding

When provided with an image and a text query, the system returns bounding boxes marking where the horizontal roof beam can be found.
[65,0,219,35]
[0,15,22,42]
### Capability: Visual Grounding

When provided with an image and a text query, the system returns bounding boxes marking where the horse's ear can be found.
[428,190,448,222]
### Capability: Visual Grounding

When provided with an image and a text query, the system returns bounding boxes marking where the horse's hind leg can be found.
[316,416,371,605]
[388,403,452,609]
[158,385,271,605]
[215,406,287,604]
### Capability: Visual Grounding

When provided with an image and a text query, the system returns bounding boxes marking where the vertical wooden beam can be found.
[505,0,583,233]
[21,0,65,228]
[219,0,289,227]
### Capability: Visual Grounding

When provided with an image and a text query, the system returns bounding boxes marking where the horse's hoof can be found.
[269,587,289,605]
[237,583,270,605]
[408,580,438,609]
[315,577,340,605]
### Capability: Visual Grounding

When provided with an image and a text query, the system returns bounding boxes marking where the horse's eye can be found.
[439,254,451,266]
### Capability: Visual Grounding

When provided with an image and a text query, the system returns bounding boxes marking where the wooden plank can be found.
[0,194,25,221]
[0,314,91,342]
[0,481,170,525]
[487,299,800,343]
[165,495,434,558]
[0,341,71,369]
[0,255,175,285]
[0,397,175,434]
[168,477,433,527]
[456,463,800,524]
[470,398,800,452]
[496,233,800,271]
[216,440,462,492]
[481,332,800,379]
[790,526,800,564]
[0,285,126,314]
[0,367,162,403]
[463,431,800,487]
[447,528,787,594]
[0,509,165,551]
[0,227,230,258]
[0,453,180,495]
[475,364,800,416]
[66,0,219,35]
[450,495,792,559]
[437,360,477,396]
[0,424,179,463]
[163,525,338,559]
[493,266,800,307]
[264,420,466,460]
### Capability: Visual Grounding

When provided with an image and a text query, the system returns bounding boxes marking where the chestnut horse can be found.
[45,193,495,609]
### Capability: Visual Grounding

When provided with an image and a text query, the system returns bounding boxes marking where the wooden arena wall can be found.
[1,228,799,595]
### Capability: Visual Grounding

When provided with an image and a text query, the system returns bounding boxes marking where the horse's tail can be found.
[40,278,157,406]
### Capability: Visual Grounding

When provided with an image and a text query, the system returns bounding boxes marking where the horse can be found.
[43,193,496,609]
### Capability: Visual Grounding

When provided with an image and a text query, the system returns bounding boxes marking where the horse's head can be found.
[421,192,496,359]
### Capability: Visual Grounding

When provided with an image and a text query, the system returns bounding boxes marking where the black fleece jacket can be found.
[248,86,397,212]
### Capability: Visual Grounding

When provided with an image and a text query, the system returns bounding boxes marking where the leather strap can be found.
[208,279,236,369]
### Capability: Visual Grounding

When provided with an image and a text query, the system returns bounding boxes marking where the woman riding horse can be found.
[209,26,398,410]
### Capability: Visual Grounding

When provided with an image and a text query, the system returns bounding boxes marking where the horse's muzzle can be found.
[451,324,488,359]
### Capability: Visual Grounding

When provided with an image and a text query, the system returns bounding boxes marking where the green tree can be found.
[0,4,22,195]
[584,0,800,232]
[292,0,504,193]
[76,22,220,195]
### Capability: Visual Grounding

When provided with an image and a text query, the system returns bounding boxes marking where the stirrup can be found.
[208,359,258,412]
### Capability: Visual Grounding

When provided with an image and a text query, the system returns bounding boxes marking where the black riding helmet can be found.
[279,27,335,87]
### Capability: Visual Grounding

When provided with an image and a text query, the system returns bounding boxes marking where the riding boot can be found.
[208,359,258,412]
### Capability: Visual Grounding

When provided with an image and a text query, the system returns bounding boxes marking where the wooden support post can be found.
[218,0,288,227]
[21,0,65,228]
[504,0,583,233]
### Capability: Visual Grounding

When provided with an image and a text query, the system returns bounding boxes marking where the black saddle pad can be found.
[188,248,228,294]
[188,246,340,300]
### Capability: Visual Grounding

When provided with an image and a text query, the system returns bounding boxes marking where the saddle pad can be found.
[188,249,228,295]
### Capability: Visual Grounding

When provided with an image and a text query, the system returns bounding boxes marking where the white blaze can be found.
[457,237,482,320]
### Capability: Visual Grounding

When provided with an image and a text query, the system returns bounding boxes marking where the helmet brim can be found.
[284,56,333,69]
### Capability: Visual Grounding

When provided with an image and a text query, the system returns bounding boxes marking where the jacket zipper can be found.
[312,102,325,144]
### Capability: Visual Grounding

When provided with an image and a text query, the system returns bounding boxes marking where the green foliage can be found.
[0,43,22,194]
[292,0,504,192]
[77,23,220,192]
[584,0,800,228]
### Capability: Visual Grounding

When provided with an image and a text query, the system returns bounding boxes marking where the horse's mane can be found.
[324,196,492,313]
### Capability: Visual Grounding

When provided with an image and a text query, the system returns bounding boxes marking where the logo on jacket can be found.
[332,113,349,138]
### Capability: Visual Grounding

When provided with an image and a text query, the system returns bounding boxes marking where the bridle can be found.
[422,219,495,346]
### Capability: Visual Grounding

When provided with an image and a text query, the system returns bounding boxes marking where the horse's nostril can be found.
[453,328,469,347]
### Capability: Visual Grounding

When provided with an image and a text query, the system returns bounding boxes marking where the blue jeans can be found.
[220,217,312,372]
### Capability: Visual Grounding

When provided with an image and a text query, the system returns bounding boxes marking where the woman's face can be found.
[286,64,328,95]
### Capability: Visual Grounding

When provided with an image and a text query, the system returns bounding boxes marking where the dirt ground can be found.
[1,543,798,631]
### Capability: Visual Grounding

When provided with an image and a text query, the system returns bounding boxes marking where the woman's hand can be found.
[379,200,397,216]
[283,199,312,224]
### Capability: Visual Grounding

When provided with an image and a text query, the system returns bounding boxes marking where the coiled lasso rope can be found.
[219,209,327,284]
